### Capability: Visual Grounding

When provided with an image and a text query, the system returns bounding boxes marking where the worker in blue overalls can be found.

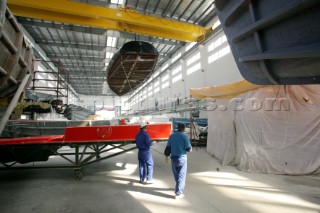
[164,123,192,199]
[135,122,154,184]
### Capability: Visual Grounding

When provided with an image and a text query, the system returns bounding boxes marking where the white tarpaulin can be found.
[203,84,320,174]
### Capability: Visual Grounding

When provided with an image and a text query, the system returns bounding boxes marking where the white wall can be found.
[128,29,244,116]
[78,95,128,118]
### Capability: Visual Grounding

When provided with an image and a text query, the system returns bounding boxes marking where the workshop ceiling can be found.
[8,0,216,96]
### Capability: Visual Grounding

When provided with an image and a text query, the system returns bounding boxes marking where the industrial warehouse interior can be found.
[0,0,319,212]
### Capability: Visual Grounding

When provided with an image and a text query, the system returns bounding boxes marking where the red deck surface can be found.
[0,124,171,145]
[0,135,64,145]
[64,124,171,142]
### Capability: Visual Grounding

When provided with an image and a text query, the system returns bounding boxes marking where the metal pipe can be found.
[0,74,31,135]
[1,33,18,54]
[0,0,5,29]
[0,66,7,75]
[7,10,20,32]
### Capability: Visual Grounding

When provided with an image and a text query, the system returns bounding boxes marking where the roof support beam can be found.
[48,53,168,63]
[63,64,106,69]
[121,34,183,46]
[71,82,103,86]
[17,18,106,34]
[68,75,106,79]
[8,0,210,42]
[47,54,105,62]
[67,70,106,73]
[18,19,183,46]
[71,81,105,84]
[36,40,114,51]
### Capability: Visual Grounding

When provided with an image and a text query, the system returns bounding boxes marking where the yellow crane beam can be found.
[7,0,211,42]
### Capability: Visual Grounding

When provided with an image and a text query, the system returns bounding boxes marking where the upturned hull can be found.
[107,41,158,96]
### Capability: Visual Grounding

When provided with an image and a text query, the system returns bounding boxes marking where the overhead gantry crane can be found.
[7,0,212,42]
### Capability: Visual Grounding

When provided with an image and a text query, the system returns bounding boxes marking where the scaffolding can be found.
[31,59,69,104]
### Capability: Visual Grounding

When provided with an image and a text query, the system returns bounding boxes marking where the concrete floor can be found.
[0,143,319,213]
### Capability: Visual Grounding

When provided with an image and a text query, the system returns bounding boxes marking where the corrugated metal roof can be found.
[16,0,216,96]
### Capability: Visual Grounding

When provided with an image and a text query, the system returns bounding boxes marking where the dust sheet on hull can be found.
[206,85,320,174]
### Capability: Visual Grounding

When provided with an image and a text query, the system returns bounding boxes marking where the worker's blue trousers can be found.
[171,156,187,195]
[138,149,153,182]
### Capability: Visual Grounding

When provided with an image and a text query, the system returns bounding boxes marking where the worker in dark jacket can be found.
[135,122,154,184]
[164,123,192,199]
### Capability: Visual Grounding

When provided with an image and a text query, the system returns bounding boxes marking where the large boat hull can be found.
[215,0,320,85]
[107,41,158,96]
[0,2,33,98]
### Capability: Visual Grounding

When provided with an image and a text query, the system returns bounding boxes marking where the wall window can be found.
[187,63,201,75]
[141,90,146,100]
[208,46,230,64]
[207,35,227,52]
[162,74,169,82]
[172,74,182,83]
[154,87,160,93]
[171,52,181,63]
[172,65,182,75]
[162,81,169,89]
[186,52,200,66]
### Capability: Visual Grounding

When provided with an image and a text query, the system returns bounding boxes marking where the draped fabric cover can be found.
[192,82,320,174]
